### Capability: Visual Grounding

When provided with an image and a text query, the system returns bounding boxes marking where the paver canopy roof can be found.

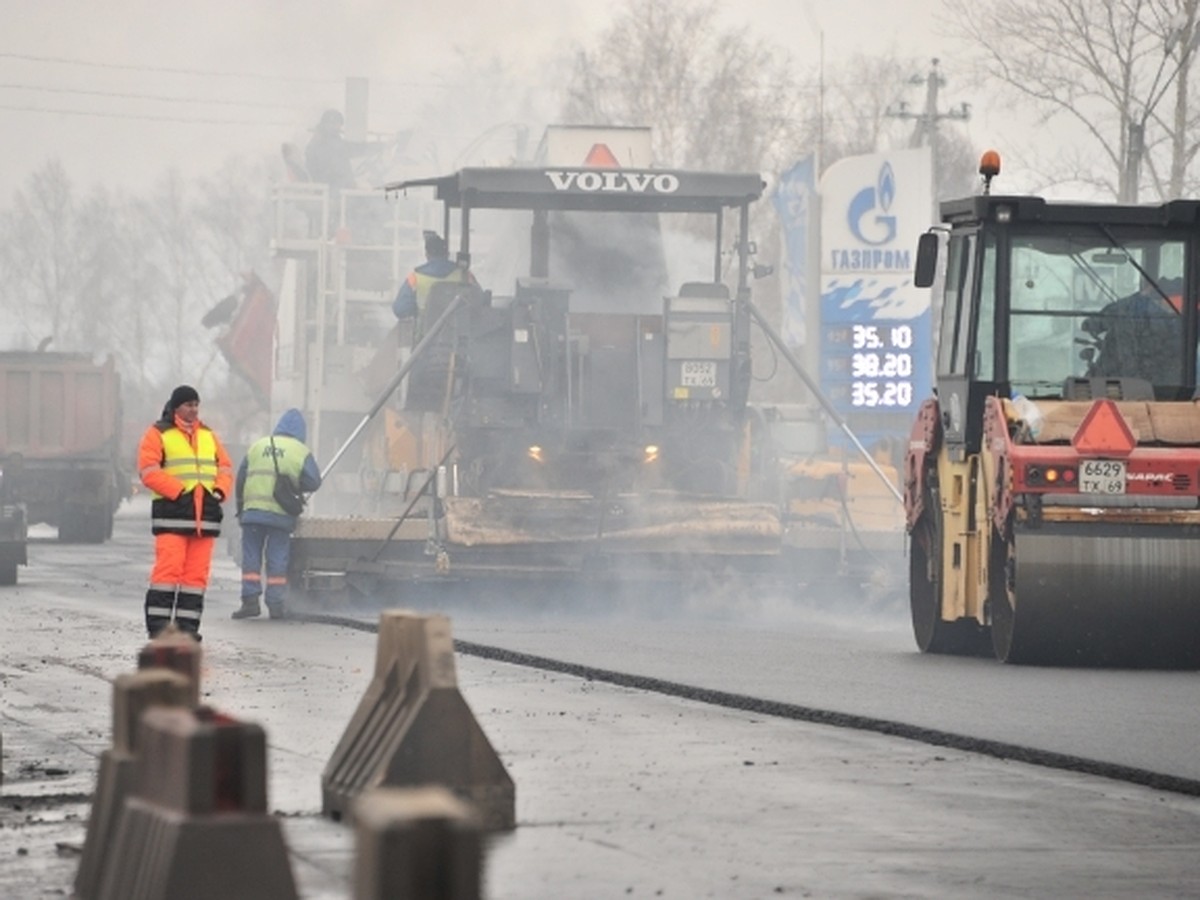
[386,166,765,214]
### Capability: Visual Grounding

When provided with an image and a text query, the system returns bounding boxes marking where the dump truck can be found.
[0,351,130,543]
[905,151,1200,666]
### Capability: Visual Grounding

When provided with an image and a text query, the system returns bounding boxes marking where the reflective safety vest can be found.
[150,424,223,536]
[411,266,469,310]
[154,427,219,498]
[411,266,470,335]
[242,434,308,516]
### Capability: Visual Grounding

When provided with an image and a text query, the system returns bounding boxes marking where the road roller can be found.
[904,151,1200,666]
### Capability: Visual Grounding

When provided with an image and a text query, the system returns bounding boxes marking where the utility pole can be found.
[886,59,969,203]
[1122,12,1200,203]
[802,2,825,174]
[816,27,825,173]
[1124,120,1145,203]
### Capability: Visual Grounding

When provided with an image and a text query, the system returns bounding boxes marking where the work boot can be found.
[267,604,287,620]
[231,599,262,620]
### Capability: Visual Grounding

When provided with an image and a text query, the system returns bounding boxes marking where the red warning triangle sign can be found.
[582,143,621,168]
[1071,398,1137,456]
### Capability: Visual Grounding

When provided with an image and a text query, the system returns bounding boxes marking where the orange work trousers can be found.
[145,533,215,637]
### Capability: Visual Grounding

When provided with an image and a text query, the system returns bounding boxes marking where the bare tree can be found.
[72,187,128,351]
[564,9,977,197]
[0,150,285,425]
[100,198,171,405]
[0,162,174,405]
[193,157,274,288]
[0,160,80,346]
[934,129,986,200]
[944,0,1200,201]
[134,170,211,388]
[819,53,923,166]
[398,48,566,170]
[562,0,808,174]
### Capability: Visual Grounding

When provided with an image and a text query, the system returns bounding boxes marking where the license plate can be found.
[1079,459,1126,494]
[681,361,717,387]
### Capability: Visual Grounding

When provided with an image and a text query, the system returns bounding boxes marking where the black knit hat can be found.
[167,384,200,413]
[423,230,448,258]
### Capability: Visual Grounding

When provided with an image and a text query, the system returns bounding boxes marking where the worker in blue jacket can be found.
[231,408,322,620]
[392,231,477,337]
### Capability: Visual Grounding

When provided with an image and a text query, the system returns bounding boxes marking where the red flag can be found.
[216,272,276,406]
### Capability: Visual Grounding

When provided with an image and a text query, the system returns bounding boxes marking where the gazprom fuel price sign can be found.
[845,322,915,407]
[818,149,933,440]
[821,315,927,414]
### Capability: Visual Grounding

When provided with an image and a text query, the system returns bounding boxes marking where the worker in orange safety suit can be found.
[136,385,234,641]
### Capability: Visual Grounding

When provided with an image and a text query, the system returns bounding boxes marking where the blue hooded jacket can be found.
[235,408,322,530]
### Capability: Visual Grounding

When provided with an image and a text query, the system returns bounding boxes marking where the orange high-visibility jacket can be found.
[138,414,234,535]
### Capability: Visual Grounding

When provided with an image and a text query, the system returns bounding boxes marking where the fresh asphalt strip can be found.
[297,612,1200,799]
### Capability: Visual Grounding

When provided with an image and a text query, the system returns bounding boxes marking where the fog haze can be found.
[4,0,965,196]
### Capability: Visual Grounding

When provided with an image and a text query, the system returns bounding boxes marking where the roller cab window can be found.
[1005,228,1189,400]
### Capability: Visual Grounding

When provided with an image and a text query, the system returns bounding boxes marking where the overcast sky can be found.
[2,0,994,198]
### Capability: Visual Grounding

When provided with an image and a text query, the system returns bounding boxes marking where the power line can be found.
[0,81,304,110]
[0,102,293,127]
[0,50,336,83]
[0,51,482,90]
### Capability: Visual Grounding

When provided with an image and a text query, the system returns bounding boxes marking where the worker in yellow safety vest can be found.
[231,408,322,620]
[136,385,233,641]
[391,230,477,337]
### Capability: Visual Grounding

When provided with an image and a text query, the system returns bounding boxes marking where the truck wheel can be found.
[0,560,17,586]
[57,513,78,543]
[910,479,989,656]
[59,505,109,544]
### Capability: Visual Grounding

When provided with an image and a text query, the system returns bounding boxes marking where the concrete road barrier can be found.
[94,706,298,900]
[322,610,515,830]
[354,786,482,900]
[75,669,192,900]
[136,625,202,706]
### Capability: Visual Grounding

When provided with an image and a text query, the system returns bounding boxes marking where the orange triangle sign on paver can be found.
[1072,398,1137,456]
[582,143,621,168]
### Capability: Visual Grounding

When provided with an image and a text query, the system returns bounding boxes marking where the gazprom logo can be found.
[830,160,910,271]
[847,162,897,246]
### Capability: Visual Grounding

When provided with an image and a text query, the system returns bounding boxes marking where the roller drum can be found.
[1000,524,1200,667]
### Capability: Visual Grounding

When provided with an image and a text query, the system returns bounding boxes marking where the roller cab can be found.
[905,165,1200,666]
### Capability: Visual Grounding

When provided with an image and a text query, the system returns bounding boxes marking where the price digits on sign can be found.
[851,323,914,350]
[850,381,913,408]
[848,324,915,409]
